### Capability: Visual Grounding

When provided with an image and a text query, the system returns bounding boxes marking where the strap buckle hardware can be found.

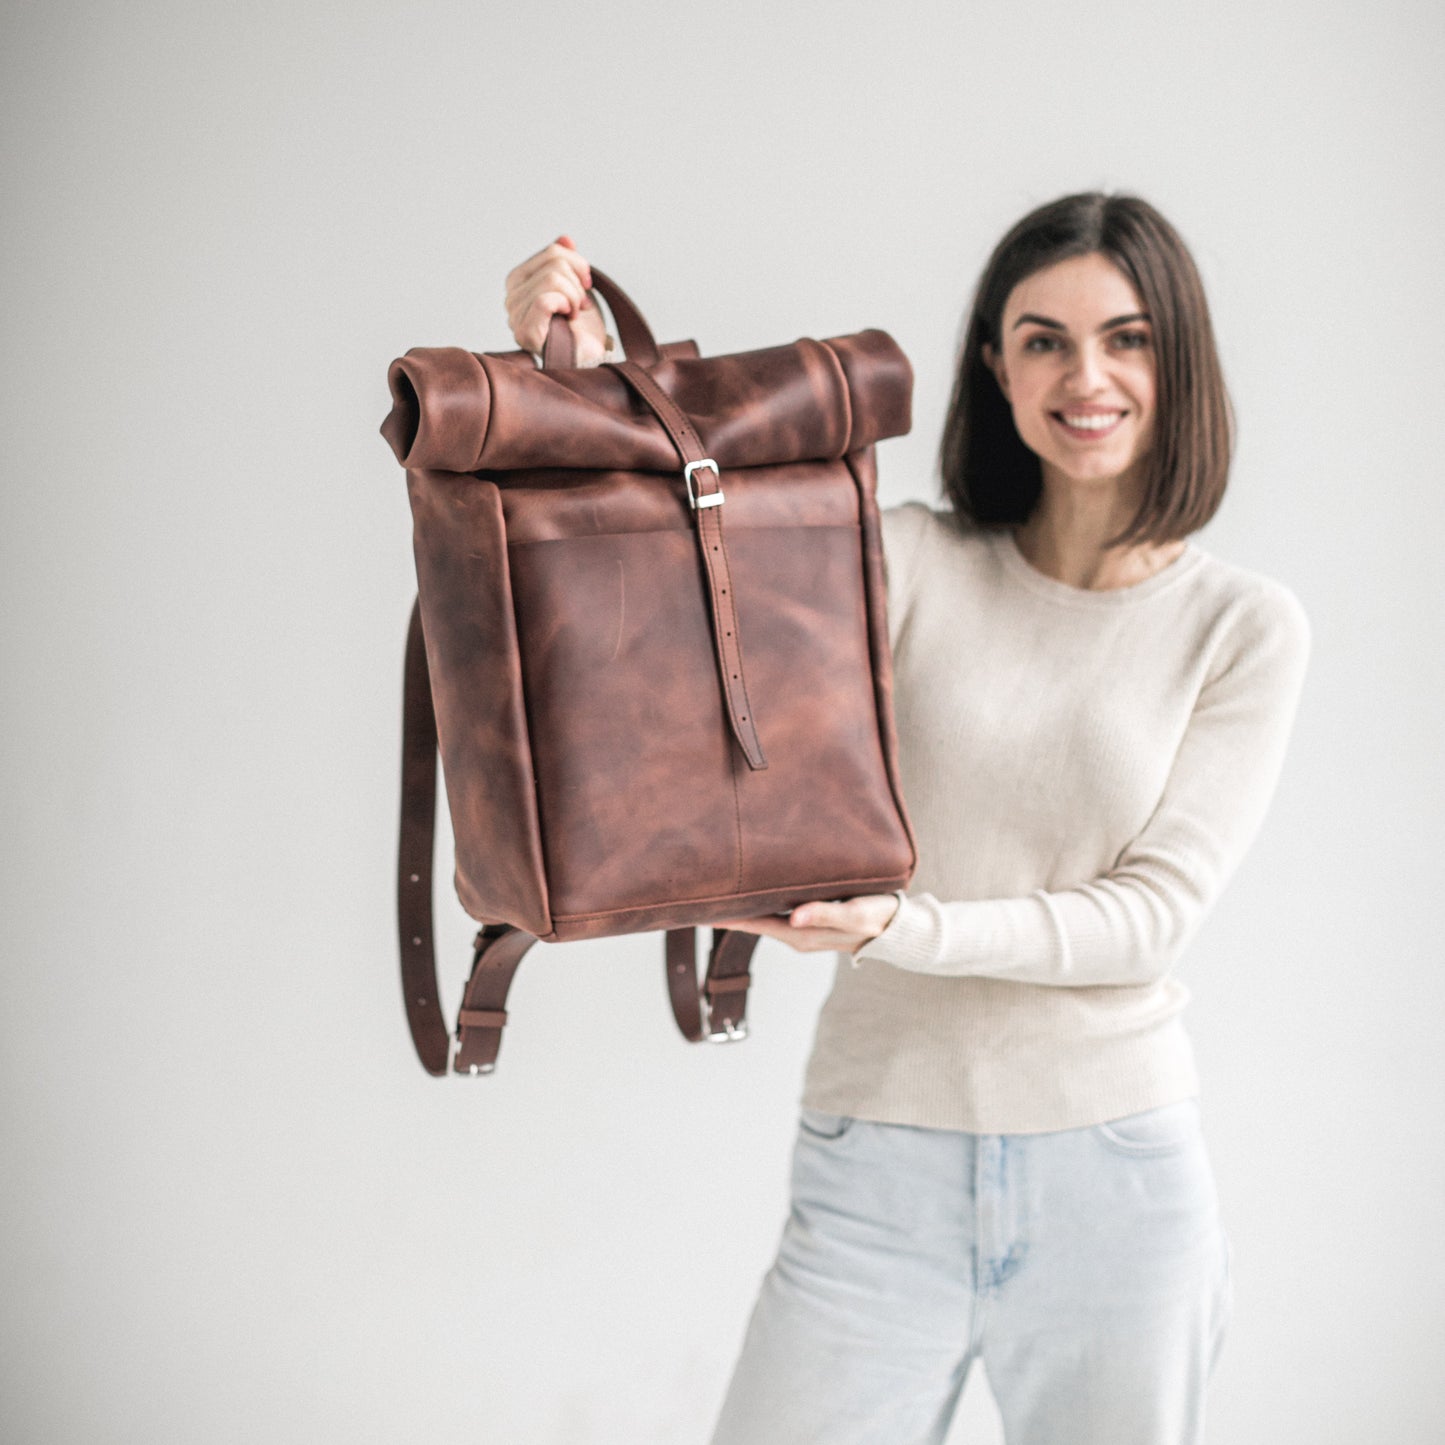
[683,458,724,510]
[452,1038,496,1076]
[450,1051,497,1075]
[704,1010,750,1044]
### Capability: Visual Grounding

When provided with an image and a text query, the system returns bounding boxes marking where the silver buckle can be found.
[706,1019,749,1043]
[703,1003,750,1044]
[453,1039,496,1075]
[683,458,724,510]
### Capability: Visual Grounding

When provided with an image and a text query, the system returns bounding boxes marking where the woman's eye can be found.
[1022,334,1062,353]
[1112,330,1151,350]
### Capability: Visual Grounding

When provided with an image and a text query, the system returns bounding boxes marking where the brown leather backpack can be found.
[381,271,916,1076]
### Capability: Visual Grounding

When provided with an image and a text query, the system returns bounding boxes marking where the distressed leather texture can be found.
[381,331,912,474]
[385,269,917,1075]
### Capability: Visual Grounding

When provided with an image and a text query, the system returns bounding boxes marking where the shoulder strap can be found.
[398,598,451,1074]
[666,927,757,1042]
[398,600,531,1075]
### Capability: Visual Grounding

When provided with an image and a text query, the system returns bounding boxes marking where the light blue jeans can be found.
[709,1099,1232,1445]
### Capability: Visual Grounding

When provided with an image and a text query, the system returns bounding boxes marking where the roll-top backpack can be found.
[382,270,916,1076]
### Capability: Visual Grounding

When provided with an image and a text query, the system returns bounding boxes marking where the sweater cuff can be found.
[851,891,954,971]
[529,333,619,369]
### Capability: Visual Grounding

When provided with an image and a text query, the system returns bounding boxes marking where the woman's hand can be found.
[504,235,609,364]
[716,894,902,956]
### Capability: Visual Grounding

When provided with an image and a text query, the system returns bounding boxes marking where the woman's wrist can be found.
[529,331,617,369]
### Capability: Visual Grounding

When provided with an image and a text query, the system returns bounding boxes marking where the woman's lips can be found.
[1051,409,1125,440]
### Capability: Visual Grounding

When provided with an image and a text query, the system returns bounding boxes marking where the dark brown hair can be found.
[940,192,1232,546]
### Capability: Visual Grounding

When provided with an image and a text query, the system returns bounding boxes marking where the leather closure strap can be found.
[608,359,768,772]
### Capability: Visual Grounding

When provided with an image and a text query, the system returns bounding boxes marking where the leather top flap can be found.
[380,330,913,475]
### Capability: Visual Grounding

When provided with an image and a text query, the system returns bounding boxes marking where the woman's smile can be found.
[1051,406,1128,440]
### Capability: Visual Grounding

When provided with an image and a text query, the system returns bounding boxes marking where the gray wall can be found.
[2,2,1441,1441]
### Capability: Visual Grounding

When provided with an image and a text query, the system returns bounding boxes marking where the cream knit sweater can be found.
[799,502,1311,1134]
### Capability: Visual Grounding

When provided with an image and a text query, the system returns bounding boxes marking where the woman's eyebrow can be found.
[1012,311,1152,332]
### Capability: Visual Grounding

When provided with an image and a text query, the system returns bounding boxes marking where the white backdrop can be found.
[2,2,1442,1441]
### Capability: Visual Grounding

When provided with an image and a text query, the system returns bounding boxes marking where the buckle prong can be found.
[453,1038,496,1075]
[684,458,724,510]
[702,998,750,1043]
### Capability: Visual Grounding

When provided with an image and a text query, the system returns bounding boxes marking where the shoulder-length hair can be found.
[940,192,1232,546]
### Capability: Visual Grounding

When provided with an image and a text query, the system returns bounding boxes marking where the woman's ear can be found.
[982,342,1011,401]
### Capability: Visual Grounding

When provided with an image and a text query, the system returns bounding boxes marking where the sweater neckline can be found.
[990,526,1205,606]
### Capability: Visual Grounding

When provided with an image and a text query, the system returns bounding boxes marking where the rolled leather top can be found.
[380,330,913,474]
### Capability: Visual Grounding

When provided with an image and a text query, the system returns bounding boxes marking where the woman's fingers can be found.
[506,274,586,344]
[503,236,604,355]
[510,261,588,316]
[715,916,863,953]
[505,236,593,296]
[715,916,794,939]
[511,287,582,352]
[504,239,592,318]
[507,282,605,356]
[713,897,899,955]
[790,895,900,934]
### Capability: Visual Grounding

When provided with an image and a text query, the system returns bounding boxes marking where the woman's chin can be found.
[1049,462,1136,490]
[1038,446,1151,493]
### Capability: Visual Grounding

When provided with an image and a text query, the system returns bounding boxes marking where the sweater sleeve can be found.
[854,581,1313,986]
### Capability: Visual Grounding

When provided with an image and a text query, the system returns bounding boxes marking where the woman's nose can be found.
[1065,342,1108,393]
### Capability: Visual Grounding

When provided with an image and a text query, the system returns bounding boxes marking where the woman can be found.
[504,194,1310,1445]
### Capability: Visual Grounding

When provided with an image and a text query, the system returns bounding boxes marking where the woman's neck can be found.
[1014,476,1185,591]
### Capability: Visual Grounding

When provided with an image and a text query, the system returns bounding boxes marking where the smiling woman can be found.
[989,256,1158,480]
[946,193,1231,565]
[501,193,1311,1445]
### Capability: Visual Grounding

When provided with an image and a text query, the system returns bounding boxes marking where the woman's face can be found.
[984,251,1156,495]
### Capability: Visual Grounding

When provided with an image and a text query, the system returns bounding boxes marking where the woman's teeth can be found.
[1057,411,1123,430]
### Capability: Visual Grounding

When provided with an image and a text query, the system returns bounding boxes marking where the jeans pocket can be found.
[797,1107,855,1142]
[1091,1098,1202,1156]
